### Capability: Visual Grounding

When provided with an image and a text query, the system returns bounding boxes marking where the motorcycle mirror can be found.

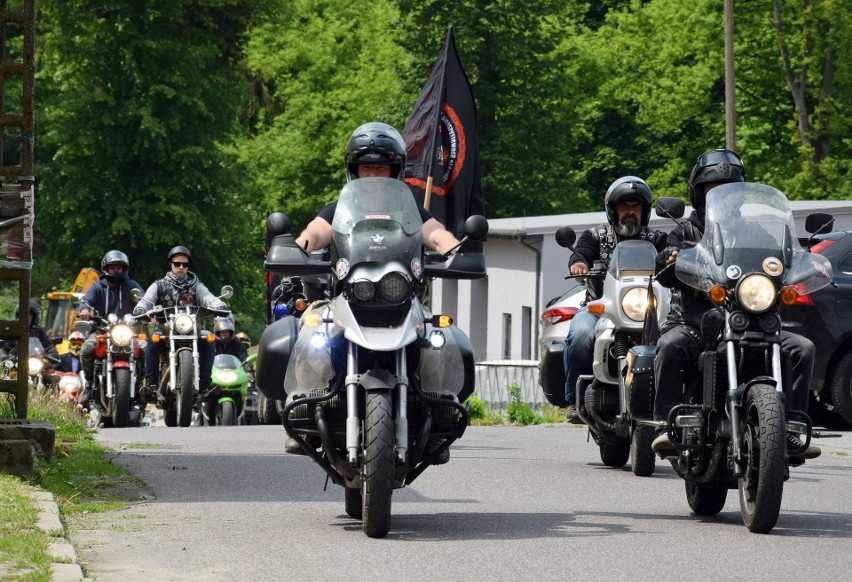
[220,285,234,300]
[805,212,834,235]
[555,226,577,249]
[130,288,144,303]
[462,215,489,240]
[266,212,291,240]
[655,197,685,220]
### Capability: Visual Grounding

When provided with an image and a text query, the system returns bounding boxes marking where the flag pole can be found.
[424,175,433,210]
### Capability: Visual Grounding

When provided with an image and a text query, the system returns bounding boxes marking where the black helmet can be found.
[213,316,235,342]
[15,299,42,325]
[344,122,406,182]
[604,176,653,226]
[167,246,192,267]
[687,149,745,212]
[101,250,130,284]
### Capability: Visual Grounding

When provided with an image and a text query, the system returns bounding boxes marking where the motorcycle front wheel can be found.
[177,351,194,428]
[362,391,394,538]
[599,442,629,468]
[685,480,727,516]
[111,368,131,428]
[221,400,237,426]
[738,384,785,533]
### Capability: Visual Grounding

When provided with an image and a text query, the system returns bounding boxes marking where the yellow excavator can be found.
[43,267,100,354]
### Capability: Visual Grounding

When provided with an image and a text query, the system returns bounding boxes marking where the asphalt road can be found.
[68,420,852,581]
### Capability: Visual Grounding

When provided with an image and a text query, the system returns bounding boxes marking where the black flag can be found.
[403,26,484,238]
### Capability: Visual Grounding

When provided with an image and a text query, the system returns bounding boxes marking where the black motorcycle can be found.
[625,183,833,532]
[257,177,487,538]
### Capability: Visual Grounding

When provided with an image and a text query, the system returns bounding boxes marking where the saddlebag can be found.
[625,345,656,422]
[256,316,299,401]
[419,324,476,403]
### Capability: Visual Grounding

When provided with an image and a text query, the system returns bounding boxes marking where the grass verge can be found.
[1,389,141,579]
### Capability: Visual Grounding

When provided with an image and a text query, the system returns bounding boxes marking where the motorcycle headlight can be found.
[107,313,119,325]
[110,324,134,347]
[217,371,239,384]
[28,357,43,375]
[738,274,776,313]
[174,314,195,334]
[621,287,649,322]
[351,280,376,302]
[379,272,409,303]
[123,313,136,326]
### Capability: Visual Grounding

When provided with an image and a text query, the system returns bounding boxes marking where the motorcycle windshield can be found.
[676,183,833,294]
[213,354,241,371]
[608,239,658,278]
[331,178,424,270]
[28,336,45,357]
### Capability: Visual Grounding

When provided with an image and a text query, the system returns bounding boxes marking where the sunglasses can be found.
[697,149,743,168]
[171,261,190,268]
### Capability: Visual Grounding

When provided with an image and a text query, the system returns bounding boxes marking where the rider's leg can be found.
[563,308,598,405]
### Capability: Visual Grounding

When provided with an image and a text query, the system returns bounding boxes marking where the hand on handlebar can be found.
[570,262,589,276]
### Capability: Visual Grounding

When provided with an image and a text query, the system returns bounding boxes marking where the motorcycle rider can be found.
[236,332,251,349]
[214,316,249,363]
[1,300,60,384]
[650,149,819,459]
[53,331,84,375]
[133,246,229,399]
[78,250,145,408]
[295,121,460,255]
[562,176,667,422]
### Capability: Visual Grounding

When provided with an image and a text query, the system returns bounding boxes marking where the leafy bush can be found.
[465,394,488,420]
[505,383,540,426]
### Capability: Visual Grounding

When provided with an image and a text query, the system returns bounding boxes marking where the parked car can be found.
[537,283,584,407]
[783,229,852,428]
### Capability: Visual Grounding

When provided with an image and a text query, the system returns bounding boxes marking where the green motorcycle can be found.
[202,353,257,426]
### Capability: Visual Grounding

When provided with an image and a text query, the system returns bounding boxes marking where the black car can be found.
[783,230,852,428]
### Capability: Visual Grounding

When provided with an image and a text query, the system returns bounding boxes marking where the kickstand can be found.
[586,428,590,443]
[323,473,330,492]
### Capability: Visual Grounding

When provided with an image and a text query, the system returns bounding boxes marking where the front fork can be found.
[344,343,408,466]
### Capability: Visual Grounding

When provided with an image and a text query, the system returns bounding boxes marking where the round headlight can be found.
[174,314,195,334]
[107,313,119,325]
[621,287,649,322]
[351,280,375,302]
[379,272,409,303]
[123,313,136,326]
[110,324,134,347]
[738,274,776,313]
[217,371,239,384]
[28,357,44,376]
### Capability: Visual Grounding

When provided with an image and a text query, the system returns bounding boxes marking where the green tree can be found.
[35,1,262,321]
[237,0,413,232]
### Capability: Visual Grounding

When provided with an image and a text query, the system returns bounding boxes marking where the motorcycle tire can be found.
[685,480,727,516]
[164,408,178,427]
[599,442,629,468]
[630,425,656,477]
[258,393,281,425]
[362,390,394,538]
[221,400,237,426]
[111,368,131,428]
[738,383,785,533]
[345,487,363,520]
[177,351,194,428]
[202,401,218,426]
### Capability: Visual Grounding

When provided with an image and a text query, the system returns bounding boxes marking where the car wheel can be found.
[829,350,852,427]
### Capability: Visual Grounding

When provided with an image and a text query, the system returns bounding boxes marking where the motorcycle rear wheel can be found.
[630,425,656,476]
[362,391,394,538]
[221,400,237,426]
[177,351,194,428]
[685,480,727,516]
[738,384,785,533]
[111,368,131,428]
[345,487,363,519]
[599,442,629,468]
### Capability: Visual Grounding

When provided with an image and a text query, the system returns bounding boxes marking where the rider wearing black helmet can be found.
[295,122,460,255]
[213,315,248,361]
[133,246,229,398]
[651,149,819,459]
[1,300,59,384]
[562,176,668,422]
[78,250,145,407]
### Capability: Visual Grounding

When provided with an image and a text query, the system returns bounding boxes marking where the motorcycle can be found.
[625,183,833,532]
[82,313,146,428]
[53,371,84,408]
[257,177,488,538]
[200,353,257,426]
[554,227,670,475]
[141,287,233,428]
[0,337,58,390]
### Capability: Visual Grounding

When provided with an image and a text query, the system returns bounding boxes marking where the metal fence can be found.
[474,360,548,409]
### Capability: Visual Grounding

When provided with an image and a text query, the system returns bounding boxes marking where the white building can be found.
[431,200,852,364]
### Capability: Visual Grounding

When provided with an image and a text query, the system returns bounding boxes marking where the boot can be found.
[787,432,821,460]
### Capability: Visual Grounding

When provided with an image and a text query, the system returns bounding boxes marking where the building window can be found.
[502,313,511,359]
[521,306,532,359]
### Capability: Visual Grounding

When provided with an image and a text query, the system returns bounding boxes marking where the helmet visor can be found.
[697,150,743,168]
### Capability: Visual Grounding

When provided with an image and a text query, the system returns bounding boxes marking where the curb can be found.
[31,490,85,581]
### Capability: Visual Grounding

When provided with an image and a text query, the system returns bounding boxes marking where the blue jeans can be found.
[563,308,599,405]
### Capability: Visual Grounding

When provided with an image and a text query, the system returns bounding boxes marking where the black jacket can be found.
[655,210,714,330]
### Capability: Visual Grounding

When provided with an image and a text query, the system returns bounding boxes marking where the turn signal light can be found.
[137,333,147,341]
[151,332,161,343]
[779,287,798,306]
[708,285,727,304]
[295,298,307,311]
[205,333,215,343]
[432,314,453,328]
[587,303,605,315]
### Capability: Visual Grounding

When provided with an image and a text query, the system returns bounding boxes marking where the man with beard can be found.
[562,176,667,422]
[133,246,229,398]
